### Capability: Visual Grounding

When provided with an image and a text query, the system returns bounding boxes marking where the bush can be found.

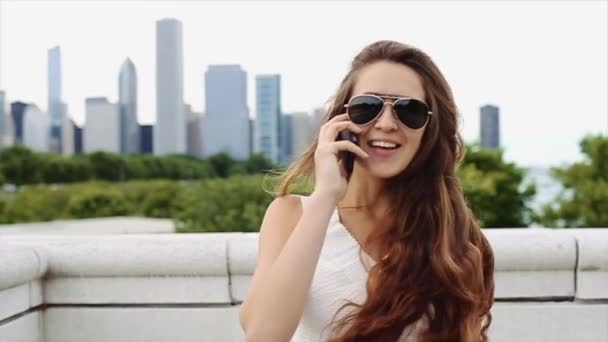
[459,145,536,228]
[2,185,72,223]
[175,175,274,232]
[536,135,608,227]
[67,189,132,218]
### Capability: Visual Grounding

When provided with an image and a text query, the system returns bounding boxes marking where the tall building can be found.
[280,113,293,164]
[204,65,250,159]
[255,74,281,162]
[74,122,83,155]
[84,97,120,153]
[48,46,65,153]
[155,18,185,155]
[23,104,50,152]
[312,107,326,133]
[291,112,313,160]
[249,118,254,156]
[0,90,6,148]
[10,101,28,143]
[140,124,153,154]
[62,117,75,156]
[480,104,500,149]
[119,58,140,154]
[185,104,204,158]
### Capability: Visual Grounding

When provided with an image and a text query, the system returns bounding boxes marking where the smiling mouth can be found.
[367,141,402,150]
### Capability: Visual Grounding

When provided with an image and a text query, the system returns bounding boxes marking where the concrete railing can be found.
[0,221,607,342]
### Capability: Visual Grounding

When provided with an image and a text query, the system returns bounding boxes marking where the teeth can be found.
[370,140,398,148]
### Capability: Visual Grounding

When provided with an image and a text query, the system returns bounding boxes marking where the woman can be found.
[239,40,495,342]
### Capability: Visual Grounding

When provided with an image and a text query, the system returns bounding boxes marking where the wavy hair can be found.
[276,40,494,341]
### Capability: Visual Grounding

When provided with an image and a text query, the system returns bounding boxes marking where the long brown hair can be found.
[276,40,494,341]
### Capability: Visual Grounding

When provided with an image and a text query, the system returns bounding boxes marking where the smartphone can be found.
[336,130,358,178]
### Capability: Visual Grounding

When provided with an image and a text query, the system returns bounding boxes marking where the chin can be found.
[365,163,408,179]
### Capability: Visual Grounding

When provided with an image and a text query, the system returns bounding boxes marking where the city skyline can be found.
[0,1,606,166]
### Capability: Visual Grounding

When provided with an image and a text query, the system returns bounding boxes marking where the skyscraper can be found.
[23,104,50,153]
[155,18,185,155]
[140,124,154,154]
[280,113,293,164]
[255,74,281,162]
[312,107,326,133]
[62,117,75,156]
[291,112,313,160]
[48,46,65,153]
[119,58,140,154]
[480,104,500,149]
[204,65,250,160]
[10,101,28,143]
[185,104,204,158]
[84,97,120,153]
[0,90,6,148]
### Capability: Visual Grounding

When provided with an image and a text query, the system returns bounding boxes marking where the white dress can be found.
[291,195,427,342]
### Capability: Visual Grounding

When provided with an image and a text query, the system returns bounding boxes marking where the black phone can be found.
[336,130,358,178]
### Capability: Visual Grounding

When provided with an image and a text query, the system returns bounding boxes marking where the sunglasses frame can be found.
[344,94,433,129]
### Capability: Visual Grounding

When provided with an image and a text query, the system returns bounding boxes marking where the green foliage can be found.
[0,145,278,185]
[207,153,235,178]
[175,175,274,233]
[86,152,128,181]
[244,153,276,174]
[1,185,72,223]
[140,182,183,218]
[0,175,276,231]
[536,135,608,227]
[0,142,542,231]
[67,189,132,219]
[0,144,42,185]
[459,145,536,228]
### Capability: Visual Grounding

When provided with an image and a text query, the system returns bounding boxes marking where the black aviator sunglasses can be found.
[344,94,433,130]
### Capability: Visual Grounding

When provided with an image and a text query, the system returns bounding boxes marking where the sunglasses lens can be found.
[347,96,383,125]
[394,99,429,129]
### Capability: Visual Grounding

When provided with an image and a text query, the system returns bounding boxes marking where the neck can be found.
[338,163,390,219]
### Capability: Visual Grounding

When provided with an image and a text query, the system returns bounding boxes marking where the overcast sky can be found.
[0,0,606,167]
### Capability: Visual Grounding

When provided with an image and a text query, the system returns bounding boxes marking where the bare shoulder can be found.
[259,194,304,243]
[253,194,307,273]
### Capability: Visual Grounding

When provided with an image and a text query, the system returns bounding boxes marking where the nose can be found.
[373,103,399,131]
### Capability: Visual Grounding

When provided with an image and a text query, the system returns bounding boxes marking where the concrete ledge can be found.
[4,234,228,277]
[43,307,244,342]
[1,225,607,342]
[44,276,231,304]
[568,229,608,299]
[485,228,577,298]
[0,217,175,235]
[0,280,43,322]
[0,246,47,289]
[227,233,258,302]
[0,311,43,342]
[490,302,608,342]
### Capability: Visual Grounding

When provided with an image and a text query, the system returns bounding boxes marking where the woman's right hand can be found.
[313,113,369,203]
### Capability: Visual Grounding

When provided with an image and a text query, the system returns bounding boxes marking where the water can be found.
[524,166,563,213]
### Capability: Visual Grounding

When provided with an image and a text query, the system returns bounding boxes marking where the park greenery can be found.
[534,134,608,227]
[0,134,606,231]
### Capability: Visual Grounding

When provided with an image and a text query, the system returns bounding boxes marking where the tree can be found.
[0,145,42,185]
[243,153,276,174]
[207,153,235,178]
[459,144,536,228]
[536,135,608,227]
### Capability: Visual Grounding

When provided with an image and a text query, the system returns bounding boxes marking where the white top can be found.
[291,195,427,342]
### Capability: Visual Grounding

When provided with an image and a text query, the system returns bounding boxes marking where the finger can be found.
[321,113,349,130]
[332,140,369,159]
[331,121,363,134]
[319,121,362,143]
[328,113,349,122]
[337,159,347,178]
